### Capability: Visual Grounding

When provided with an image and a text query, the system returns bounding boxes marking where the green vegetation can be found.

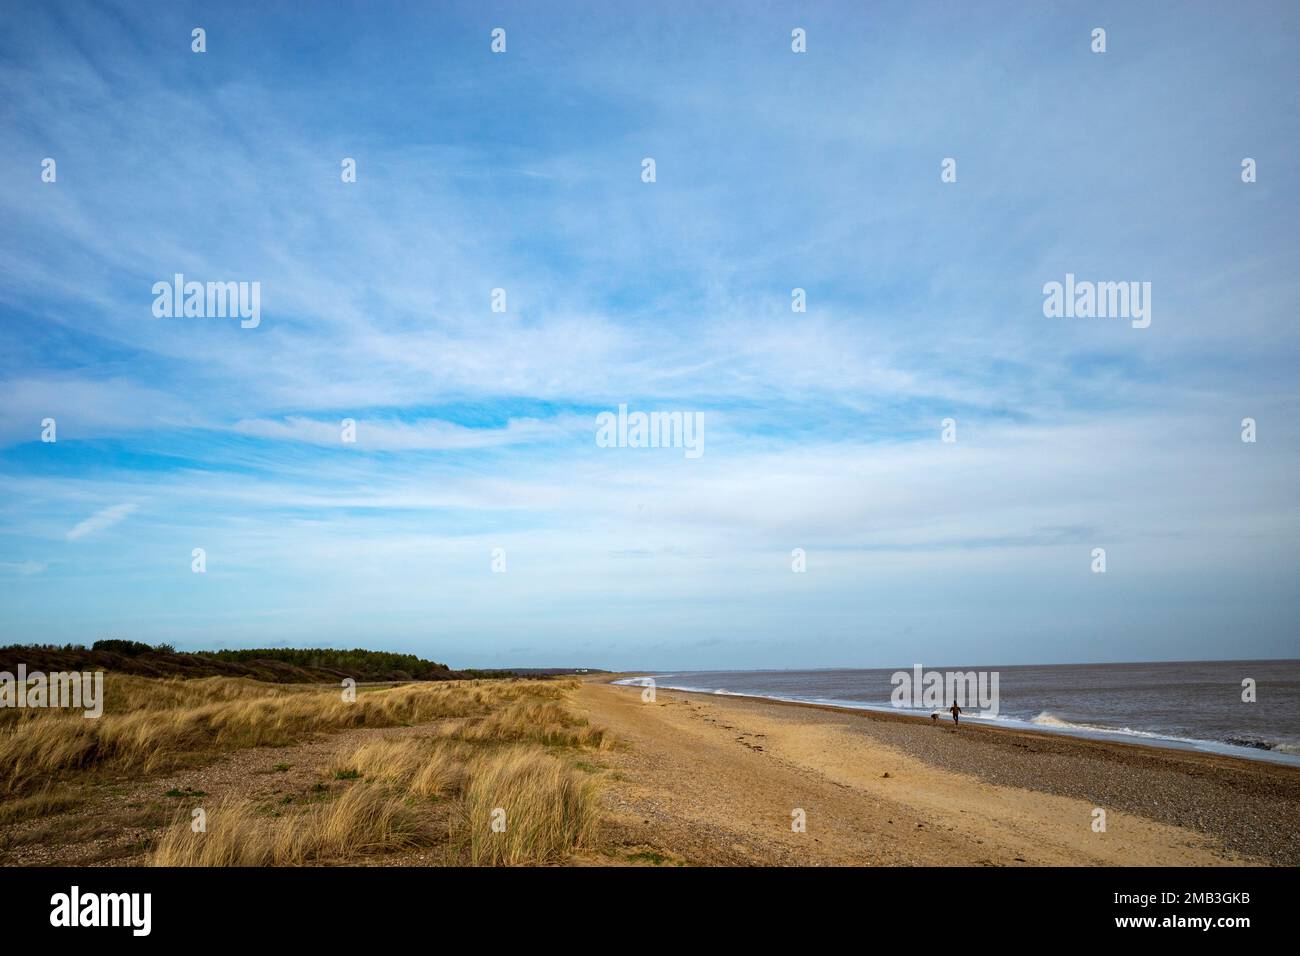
[0,643,460,683]
[197,647,455,681]
[92,639,168,656]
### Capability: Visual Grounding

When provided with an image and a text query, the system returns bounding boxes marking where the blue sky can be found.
[1,1,1297,669]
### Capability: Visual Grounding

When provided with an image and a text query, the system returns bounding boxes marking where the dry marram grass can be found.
[0,677,587,794]
[123,678,606,866]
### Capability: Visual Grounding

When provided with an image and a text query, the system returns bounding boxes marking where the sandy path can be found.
[575,681,1247,866]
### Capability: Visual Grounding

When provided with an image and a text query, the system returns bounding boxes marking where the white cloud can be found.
[229,415,583,451]
[66,503,138,541]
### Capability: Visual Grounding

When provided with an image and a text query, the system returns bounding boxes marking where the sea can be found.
[614,659,1300,766]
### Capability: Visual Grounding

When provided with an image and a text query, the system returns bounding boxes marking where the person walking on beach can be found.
[949,699,962,728]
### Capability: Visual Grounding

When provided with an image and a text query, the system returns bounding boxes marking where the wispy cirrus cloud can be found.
[66,503,138,541]
[229,415,585,451]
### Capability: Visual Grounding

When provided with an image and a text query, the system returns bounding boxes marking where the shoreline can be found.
[605,674,1300,770]
[580,676,1300,865]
